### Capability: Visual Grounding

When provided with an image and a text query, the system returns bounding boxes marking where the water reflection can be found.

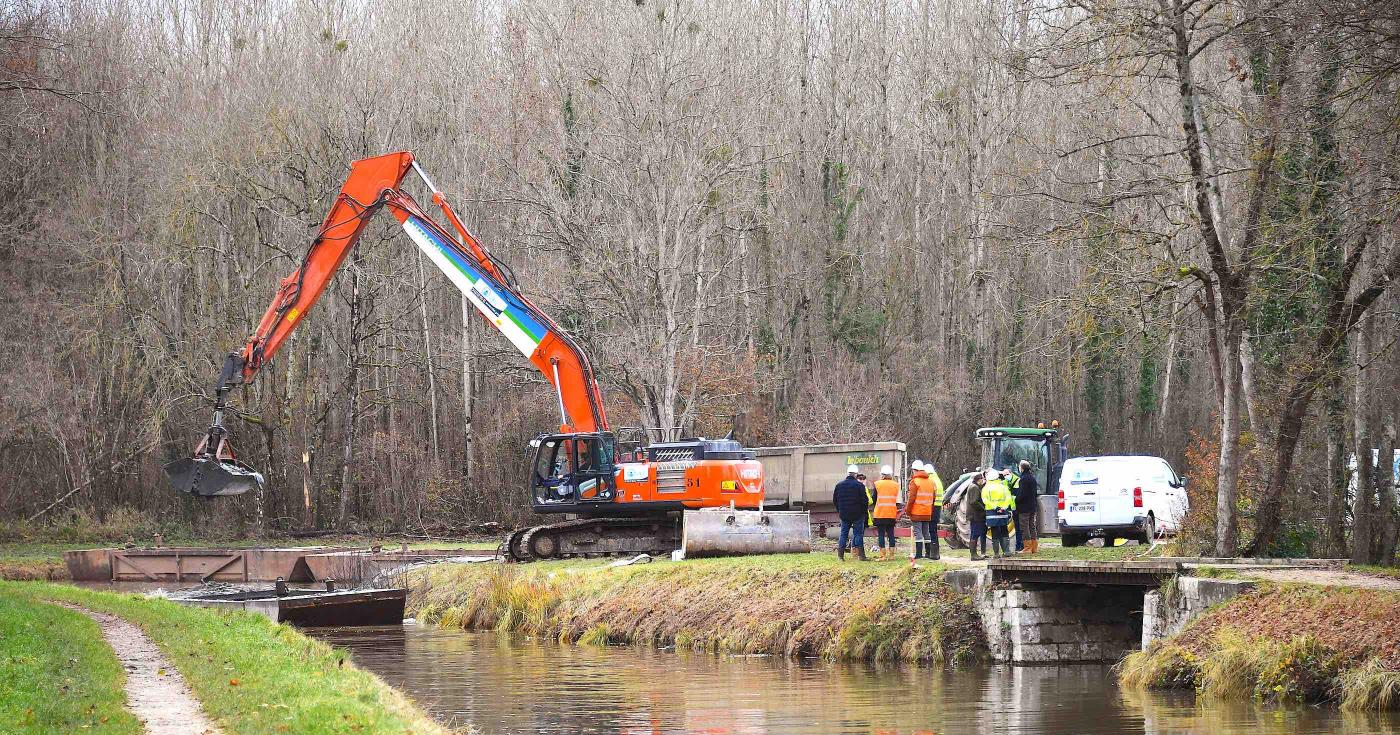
[310,624,1399,735]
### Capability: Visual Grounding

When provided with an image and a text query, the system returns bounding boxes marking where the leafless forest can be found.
[1,0,1398,561]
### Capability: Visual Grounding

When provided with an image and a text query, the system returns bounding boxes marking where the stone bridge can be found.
[945,557,1343,665]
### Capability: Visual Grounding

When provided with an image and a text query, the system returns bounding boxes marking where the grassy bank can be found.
[408,554,985,664]
[0,594,142,734]
[1121,583,1400,710]
[1,582,456,734]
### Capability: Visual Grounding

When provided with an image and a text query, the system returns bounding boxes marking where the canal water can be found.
[310,623,1399,735]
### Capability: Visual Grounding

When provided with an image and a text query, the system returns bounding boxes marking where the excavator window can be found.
[530,434,616,505]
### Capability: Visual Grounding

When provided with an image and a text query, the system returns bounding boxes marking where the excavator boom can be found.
[167,152,806,562]
[168,151,604,496]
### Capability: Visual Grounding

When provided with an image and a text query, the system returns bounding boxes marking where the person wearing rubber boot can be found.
[926,460,946,558]
[965,472,988,561]
[906,461,941,562]
[833,465,869,561]
[982,469,1016,558]
[1014,459,1040,554]
[871,466,900,560]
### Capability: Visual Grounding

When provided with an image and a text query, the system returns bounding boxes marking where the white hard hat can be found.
[847,464,859,474]
[910,460,923,472]
[881,464,894,476]
[984,469,1000,482]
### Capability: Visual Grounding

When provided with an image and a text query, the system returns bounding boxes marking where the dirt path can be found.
[1238,568,1400,590]
[61,604,222,735]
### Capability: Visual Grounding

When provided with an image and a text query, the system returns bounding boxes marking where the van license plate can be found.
[1070,502,1095,513]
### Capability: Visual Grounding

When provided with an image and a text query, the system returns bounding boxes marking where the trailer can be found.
[753,442,907,532]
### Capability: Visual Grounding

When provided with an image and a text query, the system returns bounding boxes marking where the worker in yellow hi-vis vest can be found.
[981,469,1016,558]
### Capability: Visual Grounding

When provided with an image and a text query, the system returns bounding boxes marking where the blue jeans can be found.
[839,519,866,549]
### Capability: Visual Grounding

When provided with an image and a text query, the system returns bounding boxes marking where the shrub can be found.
[1119,644,1199,689]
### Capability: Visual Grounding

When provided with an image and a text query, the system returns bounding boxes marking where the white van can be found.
[1057,455,1188,547]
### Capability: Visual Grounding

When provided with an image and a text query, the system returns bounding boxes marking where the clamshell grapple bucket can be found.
[680,508,812,558]
[164,455,264,498]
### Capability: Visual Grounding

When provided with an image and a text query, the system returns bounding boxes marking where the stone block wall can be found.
[1140,577,1256,649]
[980,585,1146,663]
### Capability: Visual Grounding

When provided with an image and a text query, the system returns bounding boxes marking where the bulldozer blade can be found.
[164,456,264,498]
[680,509,811,558]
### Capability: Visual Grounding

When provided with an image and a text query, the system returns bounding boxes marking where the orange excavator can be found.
[166,151,808,560]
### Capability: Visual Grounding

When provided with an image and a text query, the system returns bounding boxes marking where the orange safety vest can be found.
[908,472,938,521]
[873,478,900,519]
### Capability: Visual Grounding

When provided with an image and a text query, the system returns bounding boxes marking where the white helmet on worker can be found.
[984,468,1000,483]
[909,460,922,472]
[880,464,894,476]
[847,464,859,474]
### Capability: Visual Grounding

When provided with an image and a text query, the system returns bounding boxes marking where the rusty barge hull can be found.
[176,588,407,626]
[63,546,493,583]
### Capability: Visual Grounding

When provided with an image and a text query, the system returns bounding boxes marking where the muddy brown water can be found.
[309,623,1400,735]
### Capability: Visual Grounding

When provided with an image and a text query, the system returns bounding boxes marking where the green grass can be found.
[1190,565,1242,579]
[3,582,456,735]
[1029,538,1158,561]
[1348,564,1400,580]
[409,554,984,664]
[0,594,142,734]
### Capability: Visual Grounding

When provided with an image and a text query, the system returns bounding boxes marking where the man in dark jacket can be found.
[1014,459,1040,553]
[965,472,988,561]
[833,465,869,561]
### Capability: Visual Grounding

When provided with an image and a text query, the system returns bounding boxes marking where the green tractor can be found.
[941,423,1071,549]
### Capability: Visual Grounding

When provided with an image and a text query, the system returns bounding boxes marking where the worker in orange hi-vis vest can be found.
[907,460,943,562]
[871,467,901,561]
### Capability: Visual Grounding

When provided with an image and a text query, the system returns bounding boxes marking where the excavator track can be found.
[504,516,680,562]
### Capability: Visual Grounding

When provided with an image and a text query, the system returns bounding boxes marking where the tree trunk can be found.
[1216,322,1245,556]
[336,266,364,531]
[1240,331,1263,439]
[1351,311,1375,564]
[1325,384,1347,556]
[461,294,475,493]
[418,250,440,466]
[1158,290,1180,438]
[1379,408,1397,565]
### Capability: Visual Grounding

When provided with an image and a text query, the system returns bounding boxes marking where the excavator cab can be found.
[529,432,617,507]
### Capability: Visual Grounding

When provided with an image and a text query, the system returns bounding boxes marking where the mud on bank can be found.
[1121,582,1400,710]
[407,555,986,665]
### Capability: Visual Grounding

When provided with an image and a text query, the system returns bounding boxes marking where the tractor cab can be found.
[529,432,618,509]
[976,424,1071,534]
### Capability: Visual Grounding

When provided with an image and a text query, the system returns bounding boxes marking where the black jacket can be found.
[833,475,870,522]
[1015,469,1040,507]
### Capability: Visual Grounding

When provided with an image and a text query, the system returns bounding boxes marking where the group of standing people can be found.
[832,458,1042,562]
[962,459,1041,559]
[832,460,944,562]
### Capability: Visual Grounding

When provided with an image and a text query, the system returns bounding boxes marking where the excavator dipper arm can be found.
[169,151,606,496]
